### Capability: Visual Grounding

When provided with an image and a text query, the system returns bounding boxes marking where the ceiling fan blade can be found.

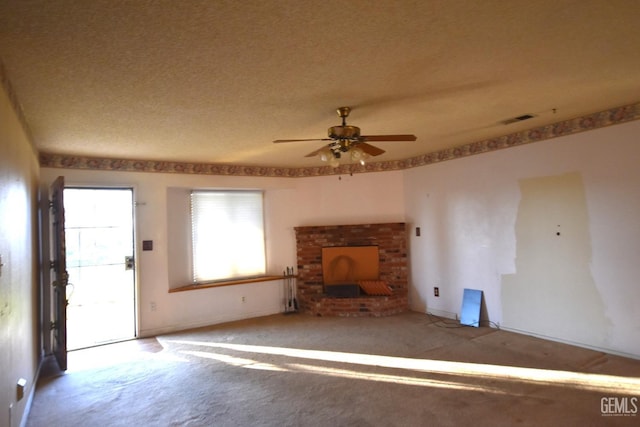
[273,138,332,143]
[360,134,417,142]
[358,142,386,156]
[304,146,330,157]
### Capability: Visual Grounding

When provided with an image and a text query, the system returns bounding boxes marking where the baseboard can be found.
[138,307,282,338]
[424,308,458,320]
[19,379,35,427]
[500,325,640,361]
[20,351,46,427]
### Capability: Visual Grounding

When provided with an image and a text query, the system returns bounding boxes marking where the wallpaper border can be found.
[39,102,640,177]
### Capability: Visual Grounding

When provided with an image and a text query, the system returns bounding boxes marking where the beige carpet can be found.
[27,312,640,426]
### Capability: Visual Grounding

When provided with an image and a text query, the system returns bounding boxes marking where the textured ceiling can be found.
[1,0,639,168]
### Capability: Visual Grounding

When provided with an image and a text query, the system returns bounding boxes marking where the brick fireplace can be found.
[295,223,409,317]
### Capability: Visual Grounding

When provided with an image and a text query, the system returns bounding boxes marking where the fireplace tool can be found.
[283,266,298,314]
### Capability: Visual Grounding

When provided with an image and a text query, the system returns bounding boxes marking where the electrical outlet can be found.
[150,301,157,312]
[241,296,246,303]
[434,287,439,297]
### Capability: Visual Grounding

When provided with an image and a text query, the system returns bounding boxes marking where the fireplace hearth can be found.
[295,223,409,317]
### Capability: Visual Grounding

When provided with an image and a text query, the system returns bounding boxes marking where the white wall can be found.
[1,83,40,426]
[39,167,404,337]
[39,119,640,359]
[404,120,640,358]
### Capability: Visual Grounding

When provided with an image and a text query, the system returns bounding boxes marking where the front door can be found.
[50,176,68,371]
[64,187,137,349]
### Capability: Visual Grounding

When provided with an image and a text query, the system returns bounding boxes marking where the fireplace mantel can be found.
[294,223,409,317]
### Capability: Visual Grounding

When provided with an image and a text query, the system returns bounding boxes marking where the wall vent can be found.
[502,114,536,125]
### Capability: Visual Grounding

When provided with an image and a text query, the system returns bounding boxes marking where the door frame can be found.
[40,182,140,359]
[65,185,140,347]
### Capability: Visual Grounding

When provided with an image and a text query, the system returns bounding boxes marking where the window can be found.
[190,190,266,283]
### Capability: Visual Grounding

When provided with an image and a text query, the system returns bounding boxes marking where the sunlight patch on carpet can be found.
[287,363,513,395]
[167,340,640,395]
[182,350,288,371]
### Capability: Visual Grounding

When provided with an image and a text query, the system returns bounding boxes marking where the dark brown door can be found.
[50,176,68,371]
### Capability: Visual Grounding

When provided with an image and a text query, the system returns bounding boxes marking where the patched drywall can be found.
[404,120,640,358]
[502,172,610,347]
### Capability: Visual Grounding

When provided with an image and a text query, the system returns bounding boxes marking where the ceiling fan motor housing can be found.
[328,125,361,140]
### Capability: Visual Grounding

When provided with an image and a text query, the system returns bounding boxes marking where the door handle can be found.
[125,256,135,270]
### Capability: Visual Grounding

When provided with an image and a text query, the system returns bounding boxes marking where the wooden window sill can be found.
[169,275,287,293]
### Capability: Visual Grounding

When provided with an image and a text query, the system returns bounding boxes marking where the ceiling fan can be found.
[273,107,417,166]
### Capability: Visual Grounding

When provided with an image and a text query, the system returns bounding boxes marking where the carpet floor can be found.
[27,312,640,426]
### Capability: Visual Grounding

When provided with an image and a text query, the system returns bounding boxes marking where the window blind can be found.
[190,190,266,283]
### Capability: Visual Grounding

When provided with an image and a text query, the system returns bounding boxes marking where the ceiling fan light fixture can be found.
[319,149,330,162]
[359,150,371,166]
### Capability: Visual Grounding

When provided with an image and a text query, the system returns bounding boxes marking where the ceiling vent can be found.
[502,114,536,125]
